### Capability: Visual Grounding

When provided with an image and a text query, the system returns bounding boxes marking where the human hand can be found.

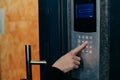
[52,41,88,73]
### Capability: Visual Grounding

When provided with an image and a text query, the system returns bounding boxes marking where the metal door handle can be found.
[25,44,47,65]
[25,44,47,80]
[30,60,47,65]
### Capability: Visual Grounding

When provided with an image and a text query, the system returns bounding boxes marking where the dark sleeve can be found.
[46,66,66,80]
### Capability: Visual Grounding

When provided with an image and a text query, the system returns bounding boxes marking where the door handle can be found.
[25,44,47,65]
[30,60,47,65]
[25,44,47,80]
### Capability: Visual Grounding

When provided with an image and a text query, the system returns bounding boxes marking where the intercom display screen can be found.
[76,4,94,18]
[74,1,96,32]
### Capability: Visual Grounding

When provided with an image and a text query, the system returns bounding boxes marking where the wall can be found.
[0,0,40,80]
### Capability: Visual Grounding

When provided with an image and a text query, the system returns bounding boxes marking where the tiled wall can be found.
[0,0,40,80]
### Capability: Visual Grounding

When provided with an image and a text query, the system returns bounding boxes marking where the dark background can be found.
[110,0,120,80]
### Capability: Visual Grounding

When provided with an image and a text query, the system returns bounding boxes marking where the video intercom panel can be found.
[67,0,100,80]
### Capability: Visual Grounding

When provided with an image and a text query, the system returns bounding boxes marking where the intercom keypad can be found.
[68,0,100,79]
[77,35,93,54]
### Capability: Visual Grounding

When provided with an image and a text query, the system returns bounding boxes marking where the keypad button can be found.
[78,35,81,38]
[77,39,80,42]
[82,40,85,43]
[89,51,92,54]
[85,36,89,39]
[89,46,92,49]
[82,36,85,39]
[86,50,88,53]
[89,36,93,39]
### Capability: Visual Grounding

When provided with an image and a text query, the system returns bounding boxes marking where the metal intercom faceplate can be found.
[67,0,100,80]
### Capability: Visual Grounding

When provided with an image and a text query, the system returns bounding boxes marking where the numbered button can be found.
[86,50,89,53]
[89,50,92,54]
[89,36,93,39]
[82,35,85,39]
[85,36,89,39]
[89,46,92,49]
[78,35,81,39]
[77,39,80,43]
[82,40,85,43]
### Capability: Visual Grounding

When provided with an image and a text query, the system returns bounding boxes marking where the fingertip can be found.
[70,41,88,55]
[82,41,88,47]
[84,41,88,45]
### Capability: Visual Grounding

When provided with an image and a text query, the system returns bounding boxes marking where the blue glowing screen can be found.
[76,4,94,18]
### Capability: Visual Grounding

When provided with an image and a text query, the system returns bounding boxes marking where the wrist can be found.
[52,64,65,73]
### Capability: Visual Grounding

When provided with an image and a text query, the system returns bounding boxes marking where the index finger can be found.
[70,41,88,55]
